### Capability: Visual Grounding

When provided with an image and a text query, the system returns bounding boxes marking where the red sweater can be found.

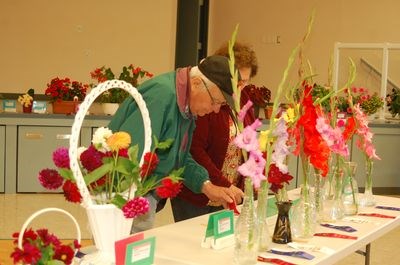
[177,91,255,206]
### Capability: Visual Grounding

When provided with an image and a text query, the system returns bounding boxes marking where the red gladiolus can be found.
[156,178,182,198]
[343,116,356,141]
[62,180,82,203]
[267,164,293,193]
[140,152,159,178]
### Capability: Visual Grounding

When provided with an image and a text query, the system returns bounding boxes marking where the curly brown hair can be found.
[213,41,258,78]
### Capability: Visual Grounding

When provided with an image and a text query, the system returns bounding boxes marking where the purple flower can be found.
[271,118,290,173]
[52,147,70,169]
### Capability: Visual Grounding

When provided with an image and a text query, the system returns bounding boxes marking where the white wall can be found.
[0,0,177,94]
[208,0,400,98]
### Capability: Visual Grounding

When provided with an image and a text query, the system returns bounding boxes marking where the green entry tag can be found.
[205,210,234,240]
[125,236,155,265]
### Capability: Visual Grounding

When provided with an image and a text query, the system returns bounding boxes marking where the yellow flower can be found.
[106,132,131,151]
[259,130,270,151]
[283,106,297,123]
[18,94,33,107]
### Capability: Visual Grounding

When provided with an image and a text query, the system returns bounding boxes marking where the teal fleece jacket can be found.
[108,69,209,193]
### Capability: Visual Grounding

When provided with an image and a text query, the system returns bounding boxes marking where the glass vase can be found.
[234,178,258,265]
[359,159,376,207]
[342,161,359,215]
[256,180,271,252]
[291,184,317,240]
[322,166,344,222]
[314,172,324,222]
[272,201,292,244]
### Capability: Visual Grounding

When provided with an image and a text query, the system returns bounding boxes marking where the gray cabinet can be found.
[1,113,110,193]
[17,126,78,192]
[0,126,5,192]
[351,126,400,189]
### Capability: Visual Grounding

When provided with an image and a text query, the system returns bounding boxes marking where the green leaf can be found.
[128,145,139,163]
[58,168,74,180]
[111,194,127,209]
[84,163,113,185]
[115,157,135,175]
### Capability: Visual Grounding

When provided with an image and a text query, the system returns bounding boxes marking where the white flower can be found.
[92,127,113,152]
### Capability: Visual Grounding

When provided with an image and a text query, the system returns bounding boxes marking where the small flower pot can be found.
[52,101,80,114]
[22,101,33,113]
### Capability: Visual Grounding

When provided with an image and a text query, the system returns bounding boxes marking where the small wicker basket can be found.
[17,207,81,252]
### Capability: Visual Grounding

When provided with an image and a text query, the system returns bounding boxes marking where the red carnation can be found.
[140,152,159,178]
[10,243,42,264]
[156,178,182,198]
[62,180,82,203]
[54,244,75,264]
[38,168,64,190]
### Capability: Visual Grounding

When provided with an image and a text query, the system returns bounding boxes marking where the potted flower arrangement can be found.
[386,87,400,118]
[45,77,89,114]
[242,84,271,118]
[90,64,153,115]
[18,88,35,113]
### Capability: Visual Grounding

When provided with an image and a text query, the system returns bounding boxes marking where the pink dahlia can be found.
[53,147,70,169]
[122,197,150,218]
[38,169,64,190]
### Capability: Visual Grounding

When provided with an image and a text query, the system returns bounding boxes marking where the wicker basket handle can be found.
[18,207,81,250]
[69,80,152,207]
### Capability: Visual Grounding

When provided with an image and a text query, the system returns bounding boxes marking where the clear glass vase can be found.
[342,161,359,215]
[291,184,317,240]
[256,180,271,252]
[314,172,324,222]
[234,178,258,265]
[359,159,376,207]
[322,166,344,222]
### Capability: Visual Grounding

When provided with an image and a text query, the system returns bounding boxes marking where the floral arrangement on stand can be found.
[38,127,183,218]
[10,228,80,265]
[45,77,88,102]
[386,87,400,118]
[90,64,153,104]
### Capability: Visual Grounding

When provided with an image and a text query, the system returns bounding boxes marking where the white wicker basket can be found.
[17,207,81,250]
[68,80,152,208]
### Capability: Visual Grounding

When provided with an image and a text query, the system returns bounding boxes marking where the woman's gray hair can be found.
[190,66,215,88]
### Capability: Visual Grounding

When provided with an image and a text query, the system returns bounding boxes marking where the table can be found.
[144,194,400,265]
